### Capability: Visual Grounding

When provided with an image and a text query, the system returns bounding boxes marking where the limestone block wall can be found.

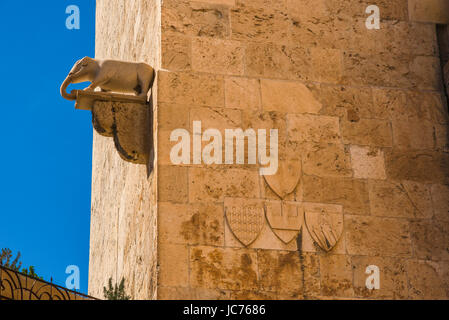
[156,0,449,299]
[89,0,160,299]
[89,0,449,300]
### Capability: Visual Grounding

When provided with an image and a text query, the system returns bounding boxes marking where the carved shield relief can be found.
[265,201,304,244]
[304,203,343,252]
[224,198,265,247]
[263,158,301,199]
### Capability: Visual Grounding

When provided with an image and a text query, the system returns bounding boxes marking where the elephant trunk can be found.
[60,75,77,101]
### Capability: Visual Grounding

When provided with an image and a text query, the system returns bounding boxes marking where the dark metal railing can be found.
[0,265,98,300]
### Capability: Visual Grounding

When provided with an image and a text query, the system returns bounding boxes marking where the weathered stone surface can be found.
[308,47,343,83]
[190,106,241,130]
[341,118,392,147]
[406,260,449,299]
[161,32,191,71]
[410,220,449,261]
[352,256,408,299]
[158,102,190,130]
[159,202,224,246]
[242,111,289,164]
[192,38,245,75]
[158,166,188,203]
[342,51,411,88]
[288,114,340,144]
[228,290,278,300]
[385,150,449,184]
[350,146,386,180]
[313,47,343,82]
[261,80,322,114]
[435,124,449,152]
[189,168,260,202]
[431,184,449,222]
[343,48,441,90]
[159,130,179,166]
[162,0,231,38]
[158,286,230,300]
[397,22,438,56]
[289,1,411,51]
[242,110,287,133]
[245,42,292,79]
[287,0,333,48]
[409,0,449,23]
[445,61,449,96]
[195,0,235,6]
[372,0,409,21]
[231,0,290,44]
[303,175,370,215]
[96,0,161,65]
[407,91,448,124]
[257,250,320,298]
[368,180,433,219]
[225,77,261,111]
[345,215,412,257]
[372,88,408,120]
[320,255,354,298]
[303,143,352,178]
[257,250,303,297]
[301,252,321,297]
[190,246,258,291]
[327,0,409,21]
[392,118,435,150]
[245,43,343,83]
[402,181,434,218]
[318,85,374,120]
[338,20,437,57]
[90,0,160,300]
[158,71,224,107]
[159,243,189,287]
[409,56,442,90]
[309,47,343,83]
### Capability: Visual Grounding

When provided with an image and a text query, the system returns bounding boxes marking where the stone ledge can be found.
[73,89,148,111]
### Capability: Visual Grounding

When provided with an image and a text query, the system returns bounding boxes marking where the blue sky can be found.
[0,1,96,294]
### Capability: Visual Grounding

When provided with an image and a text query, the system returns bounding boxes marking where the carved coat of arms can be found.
[224,85,344,251]
[224,198,265,247]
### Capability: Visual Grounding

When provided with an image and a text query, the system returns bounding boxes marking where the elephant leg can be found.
[84,82,97,91]
[138,77,151,98]
[137,68,155,98]
[85,79,108,92]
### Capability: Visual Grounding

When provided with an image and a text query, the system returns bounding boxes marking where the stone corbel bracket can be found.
[74,90,152,165]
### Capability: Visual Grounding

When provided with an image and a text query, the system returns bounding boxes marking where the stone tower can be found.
[89,0,449,299]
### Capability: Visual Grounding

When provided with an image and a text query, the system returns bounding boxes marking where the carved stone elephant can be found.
[60,57,155,100]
